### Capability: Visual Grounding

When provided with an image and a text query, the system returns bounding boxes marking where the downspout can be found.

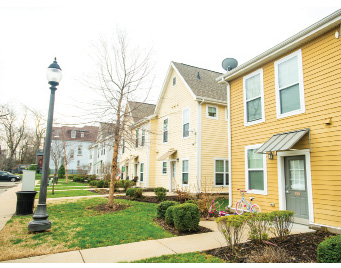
[219,79,232,208]
[227,82,232,208]
[197,99,204,192]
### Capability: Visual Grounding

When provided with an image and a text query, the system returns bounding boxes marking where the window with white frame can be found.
[243,69,264,125]
[215,159,229,186]
[182,159,189,184]
[78,145,82,155]
[245,144,267,194]
[141,125,146,146]
[71,130,76,138]
[77,160,80,166]
[275,49,305,118]
[163,118,168,143]
[162,161,167,174]
[182,108,190,138]
[140,163,144,182]
[81,132,84,138]
[206,105,218,119]
[70,149,74,159]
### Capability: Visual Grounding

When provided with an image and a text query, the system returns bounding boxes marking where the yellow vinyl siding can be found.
[201,104,228,192]
[155,69,198,190]
[229,27,341,227]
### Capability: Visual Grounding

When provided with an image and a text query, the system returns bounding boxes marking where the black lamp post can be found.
[28,58,62,232]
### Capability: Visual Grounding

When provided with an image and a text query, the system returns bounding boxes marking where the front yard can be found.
[0,198,174,261]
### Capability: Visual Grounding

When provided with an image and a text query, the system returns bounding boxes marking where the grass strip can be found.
[130,252,225,263]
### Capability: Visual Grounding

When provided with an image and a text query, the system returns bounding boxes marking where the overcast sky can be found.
[0,0,339,126]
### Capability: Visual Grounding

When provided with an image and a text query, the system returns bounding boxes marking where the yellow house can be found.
[153,62,228,193]
[119,101,157,188]
[217,10,341,232]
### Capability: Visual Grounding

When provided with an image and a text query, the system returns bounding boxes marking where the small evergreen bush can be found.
[185,200,197,205]
[172,203,200,232]
[126,188,135,197]
[165,206,176,225]
[154,187,167,202]
[317,235,341,263]
[157,201,179,219]
[58,164,65,178]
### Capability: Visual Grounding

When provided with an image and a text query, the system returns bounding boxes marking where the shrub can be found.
[126,188,143,199]
[246,212,271,243]
[95,180,108,188]
[317,235,341,263]
[89,180,98,186]
[68,175,74,180]
[173,203,200,232]
[58,164,65,178]
[28,165,37,171]
[185,200,197,205]
[175,187,191,202]
[165,206,176,225]
[217,215,247,250]
[123,180,135,191]
[268,210,294,240]
[154,187,167,202]
[157,201,179,219]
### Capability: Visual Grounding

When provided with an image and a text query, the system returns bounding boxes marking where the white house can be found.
[49,126,98,174]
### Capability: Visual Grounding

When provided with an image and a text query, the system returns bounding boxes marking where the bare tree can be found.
[84,30,154,207]
[50,140,64,178]
[27,108,46,159]
[0,105,27,171]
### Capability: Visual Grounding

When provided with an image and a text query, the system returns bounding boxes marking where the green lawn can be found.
[1,198,174,261]
[131,252,224,263]
[34,190,100,199]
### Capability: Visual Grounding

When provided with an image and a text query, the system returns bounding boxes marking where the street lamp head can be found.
[46,57,62,85]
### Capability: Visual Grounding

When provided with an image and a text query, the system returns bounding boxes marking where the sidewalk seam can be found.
[156,239,178,254]
[79,250,86,263]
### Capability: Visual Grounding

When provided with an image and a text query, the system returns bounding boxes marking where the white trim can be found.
[225,108,228,122]
[139,162,144,182]
[145,121,151,187]
[227,83,232,207]
[274,49,305,119]
[169,159,177,192]
[181,158,189,186]
[243,68,265,126]
[197,102,202,192]
[162,161,167,175]
[206,104,218,120]
[245,144,268,195]
[182,107,190,139]
[214,158,229,187]
[162,117,169,144]
[277,149,314,224]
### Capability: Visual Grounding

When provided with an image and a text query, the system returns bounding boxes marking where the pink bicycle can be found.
[206,199,229,220]
[235,189,261,215]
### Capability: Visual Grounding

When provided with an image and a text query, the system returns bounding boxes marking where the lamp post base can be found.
[28,203,51,232]
[28,219,51,232]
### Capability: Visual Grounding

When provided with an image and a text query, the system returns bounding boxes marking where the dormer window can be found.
[81,132,84,138]
[71,130,76,138]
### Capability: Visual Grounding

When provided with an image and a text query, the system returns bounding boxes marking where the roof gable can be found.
[127,101,156,124]
[155,62,226,114]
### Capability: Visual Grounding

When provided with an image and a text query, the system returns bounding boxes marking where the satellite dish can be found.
[222,58,238,71]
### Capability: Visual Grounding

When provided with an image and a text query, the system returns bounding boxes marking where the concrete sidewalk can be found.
[0,185,314,263]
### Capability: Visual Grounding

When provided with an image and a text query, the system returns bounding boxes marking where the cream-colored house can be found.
[152,62,229,192]
[119,101,157,188]
[120,62,229,193]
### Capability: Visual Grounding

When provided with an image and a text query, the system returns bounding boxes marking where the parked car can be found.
[0,171,21,182]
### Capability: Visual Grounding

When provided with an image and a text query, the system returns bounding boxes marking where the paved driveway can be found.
[0,182,21,195]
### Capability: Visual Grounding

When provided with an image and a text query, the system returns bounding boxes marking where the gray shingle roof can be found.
[128,101,156,124]
[172,62,226,102]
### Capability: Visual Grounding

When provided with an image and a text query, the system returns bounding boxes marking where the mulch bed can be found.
[206,231,337,263]
[88,202,130,213]
[153,218,212,236]
[114,195,179,203]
